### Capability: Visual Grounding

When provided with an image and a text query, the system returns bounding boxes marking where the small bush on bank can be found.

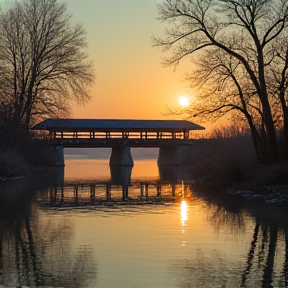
[0,148,31,178]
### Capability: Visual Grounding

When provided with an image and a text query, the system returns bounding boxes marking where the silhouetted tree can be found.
[0,0,94,132]
[153,0,288,163]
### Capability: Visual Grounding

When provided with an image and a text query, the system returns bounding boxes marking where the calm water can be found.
[0,148,288,288]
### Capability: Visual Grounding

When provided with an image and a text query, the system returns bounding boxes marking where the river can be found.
[0,148,287,288]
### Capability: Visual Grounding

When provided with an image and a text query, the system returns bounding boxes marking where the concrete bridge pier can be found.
[109,147,134,166]
[45,146,65,166]
[110,165,132,185]
[157,146,190,165]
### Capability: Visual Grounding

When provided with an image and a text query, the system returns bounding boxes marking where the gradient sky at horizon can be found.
[65,0,193,119]
[0,0,195,120]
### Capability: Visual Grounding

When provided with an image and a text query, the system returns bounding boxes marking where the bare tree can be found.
[0,0,94,130]
[182,47,270,162]
[153,0,288,163]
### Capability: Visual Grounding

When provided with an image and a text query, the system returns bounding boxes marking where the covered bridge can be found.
[32,119,205,165]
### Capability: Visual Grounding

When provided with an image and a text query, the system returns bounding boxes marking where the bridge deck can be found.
[49,137,195,148]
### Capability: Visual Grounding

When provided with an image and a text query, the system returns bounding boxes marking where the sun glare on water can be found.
[181,200,187,226]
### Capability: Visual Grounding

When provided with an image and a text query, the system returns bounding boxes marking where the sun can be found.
[178,96,190,108]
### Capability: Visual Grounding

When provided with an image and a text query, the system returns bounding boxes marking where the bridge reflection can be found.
[44,179,191,207]
[36,162,195,207]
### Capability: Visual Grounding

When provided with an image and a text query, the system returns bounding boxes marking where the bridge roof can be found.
[32,119,205,132]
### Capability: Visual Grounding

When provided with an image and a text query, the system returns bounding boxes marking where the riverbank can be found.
[186,136,288,204]
[224,163,288,204]
[0,139,51,179]
[0,148,31,179]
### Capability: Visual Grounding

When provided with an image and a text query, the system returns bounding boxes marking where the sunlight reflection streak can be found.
[181,200,187,227]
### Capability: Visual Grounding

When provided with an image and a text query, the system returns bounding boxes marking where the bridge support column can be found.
[109,147,134,166]
[44,146,65,166]
[157,146,189,165]
[110,165,132,185]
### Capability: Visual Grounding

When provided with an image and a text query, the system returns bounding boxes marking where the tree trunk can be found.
[256,45,278,163]
[279,94,288,161]
[283,114,288,161]
[245,112,269,163]
[259,92,279,163]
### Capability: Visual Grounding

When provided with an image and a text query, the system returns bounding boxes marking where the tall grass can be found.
[187,136,255,187]
[188,128,288,189]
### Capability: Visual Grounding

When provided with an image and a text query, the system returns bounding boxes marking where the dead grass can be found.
[187,135,287,189]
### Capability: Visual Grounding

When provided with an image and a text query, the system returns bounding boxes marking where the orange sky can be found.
[65,0,194,120]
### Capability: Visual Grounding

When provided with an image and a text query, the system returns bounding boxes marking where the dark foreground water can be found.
[0,149,288,288]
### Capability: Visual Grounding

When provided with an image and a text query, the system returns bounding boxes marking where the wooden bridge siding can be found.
[47,129,193,148]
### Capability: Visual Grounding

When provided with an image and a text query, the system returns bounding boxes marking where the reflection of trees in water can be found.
[240,220,285,288]
[169,248,242,287]
[7,208,97,287]
[208,203,246,235]
[169,193,247,287]
[208,199,288,287]
[171,188,288,288]
[0,173,97,288]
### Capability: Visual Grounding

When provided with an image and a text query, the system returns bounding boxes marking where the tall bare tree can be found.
[153,0,288,163]
[0,0,94,131]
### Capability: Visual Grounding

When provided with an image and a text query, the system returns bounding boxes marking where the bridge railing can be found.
[49,131,187,140]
